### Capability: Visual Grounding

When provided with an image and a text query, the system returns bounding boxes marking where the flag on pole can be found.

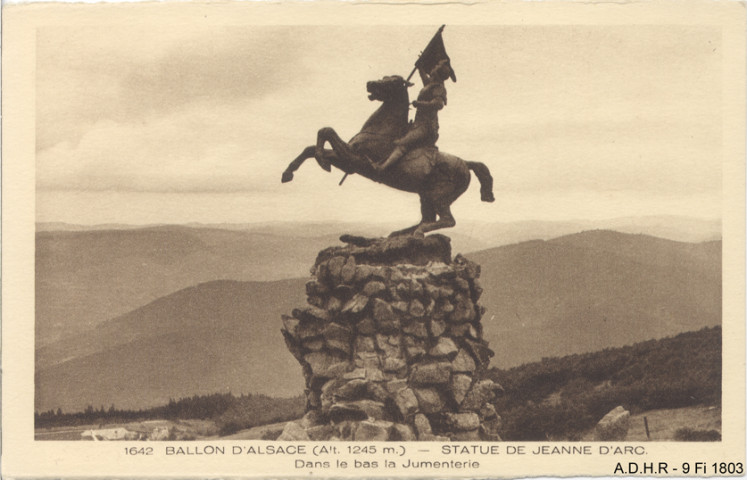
[413,25,457,82]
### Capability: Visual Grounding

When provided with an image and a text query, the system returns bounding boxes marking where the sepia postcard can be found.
[2,0,745,478]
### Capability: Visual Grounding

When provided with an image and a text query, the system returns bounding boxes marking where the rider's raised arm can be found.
[418,66,432,85]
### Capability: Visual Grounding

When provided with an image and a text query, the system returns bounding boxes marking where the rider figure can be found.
[376,59,454,173]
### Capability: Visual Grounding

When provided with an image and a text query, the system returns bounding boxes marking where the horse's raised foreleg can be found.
[316,127,369,172]
[315,128,339,171]
[282,145,315,183]
[282,146,340,183]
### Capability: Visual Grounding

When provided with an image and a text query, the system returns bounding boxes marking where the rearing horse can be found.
[282,75,495,236]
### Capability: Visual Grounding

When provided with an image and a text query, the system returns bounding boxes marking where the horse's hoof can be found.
[388,229,421,238]
[481,191,495,202]
[281,171,294,183]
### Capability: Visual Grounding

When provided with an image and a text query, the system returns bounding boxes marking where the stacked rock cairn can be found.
[280,234,503,441]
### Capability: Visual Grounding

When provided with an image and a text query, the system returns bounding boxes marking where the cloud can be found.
[37,96,298,193]
[440,116,721,195]
[36,26,310,150]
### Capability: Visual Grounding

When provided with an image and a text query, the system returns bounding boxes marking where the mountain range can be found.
[35,227,721,412]
[36,227,338,345]
[35,216,720,346]
[472,231,720,367]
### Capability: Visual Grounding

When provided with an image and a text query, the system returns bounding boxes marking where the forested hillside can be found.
[489,326,721,440]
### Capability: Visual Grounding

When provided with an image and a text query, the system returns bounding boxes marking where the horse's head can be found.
[366,75,413,103]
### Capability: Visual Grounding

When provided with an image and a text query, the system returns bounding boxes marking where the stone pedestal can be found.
[280,234,503,441]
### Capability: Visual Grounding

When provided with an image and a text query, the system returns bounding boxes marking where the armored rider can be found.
[375,59,454,173]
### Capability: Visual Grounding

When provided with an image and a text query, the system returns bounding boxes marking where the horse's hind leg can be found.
[466,160,495,202]
[389,224,420,237]
[415,202,456,236]
[420,198,437,225]
[389,197,437,237]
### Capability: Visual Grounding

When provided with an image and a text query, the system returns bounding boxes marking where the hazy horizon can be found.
[36,213,721,227]
[35,215,723,251]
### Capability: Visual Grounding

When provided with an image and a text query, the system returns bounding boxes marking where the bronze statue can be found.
[281,27,494,237]
[376,59,453,173]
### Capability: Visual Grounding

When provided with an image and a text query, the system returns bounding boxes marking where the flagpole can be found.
[405,65,418,83]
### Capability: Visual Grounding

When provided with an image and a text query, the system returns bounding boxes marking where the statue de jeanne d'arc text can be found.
[282,26,495,237]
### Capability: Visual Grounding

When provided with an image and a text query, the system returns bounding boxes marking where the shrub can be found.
[214,394,305,434]
[218,421,242,437]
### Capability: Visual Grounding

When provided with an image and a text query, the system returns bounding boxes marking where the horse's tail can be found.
[466,161,495,202]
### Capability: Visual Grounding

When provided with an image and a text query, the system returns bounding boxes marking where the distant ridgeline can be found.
[489,326,721,440]
[36,326,720,441]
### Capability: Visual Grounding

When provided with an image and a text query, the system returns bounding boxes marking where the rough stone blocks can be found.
[279,234,503,441]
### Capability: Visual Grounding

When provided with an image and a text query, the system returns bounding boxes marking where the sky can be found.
[36,25,723,225]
